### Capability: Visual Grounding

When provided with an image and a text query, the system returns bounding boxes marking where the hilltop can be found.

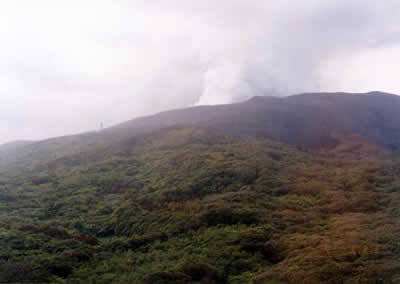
[2,91,400,171]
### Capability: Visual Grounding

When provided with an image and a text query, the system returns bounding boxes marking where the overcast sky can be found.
[1,1,400,144]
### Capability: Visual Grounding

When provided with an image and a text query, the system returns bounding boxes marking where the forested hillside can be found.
[0,126,399,283]
[1,93,400,283]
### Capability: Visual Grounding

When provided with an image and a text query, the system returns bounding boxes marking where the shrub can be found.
[142,270,190,284]
[179,262,223,283]
[0,262,46,283]
[200,208,259,226]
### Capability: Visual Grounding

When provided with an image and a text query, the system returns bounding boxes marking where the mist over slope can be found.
[2,91,400,171]
[113,91,400,149]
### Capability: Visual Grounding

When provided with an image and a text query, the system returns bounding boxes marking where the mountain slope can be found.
[1,92,400,283]
[2,91,400,174]
[1,126,399,283]
[0,140,33,152]
[110,91,400,149]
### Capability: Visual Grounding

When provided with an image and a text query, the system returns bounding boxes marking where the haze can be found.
[1,0,400,144]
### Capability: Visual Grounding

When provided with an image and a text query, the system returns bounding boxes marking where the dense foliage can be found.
[0,127,399,283]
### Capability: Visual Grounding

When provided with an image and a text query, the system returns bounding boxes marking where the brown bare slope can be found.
[110,91,400,149]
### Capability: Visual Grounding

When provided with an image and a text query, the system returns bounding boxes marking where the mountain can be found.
[0,92,400,283]
[110,91,400,149]
[2,91,400,172]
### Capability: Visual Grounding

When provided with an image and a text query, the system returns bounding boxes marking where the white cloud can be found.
[0,0,400,143]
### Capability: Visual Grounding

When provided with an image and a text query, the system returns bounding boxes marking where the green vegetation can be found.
[0,127,399,283]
